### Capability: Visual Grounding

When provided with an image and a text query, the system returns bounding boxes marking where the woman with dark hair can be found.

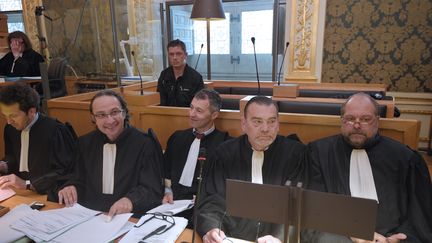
[0,31,44,77]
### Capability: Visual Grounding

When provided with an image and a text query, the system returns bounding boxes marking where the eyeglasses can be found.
[134,213,175,242]
[92,109,124,120]
[341,115,377,126]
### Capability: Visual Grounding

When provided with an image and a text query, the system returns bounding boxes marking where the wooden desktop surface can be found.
[0,189,201,243]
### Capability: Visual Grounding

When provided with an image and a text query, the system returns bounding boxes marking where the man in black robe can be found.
[0,84,75,196]
[162,89,230,224]
[306,93,432,243]
[0,31,44,77]
[197,96,309,243]
[58,90,164,219]
[157,39,204,107]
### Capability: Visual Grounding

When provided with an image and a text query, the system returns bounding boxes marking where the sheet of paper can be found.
[120,214,188,243]
[51,213,132,243]
[10,203,100,242]
[147,199,194,215]
[0,204,31,243]
[0,187,15,201]
[108,221,135,242]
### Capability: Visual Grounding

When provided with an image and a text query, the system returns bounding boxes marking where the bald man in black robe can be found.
[198,96,310,243]
[305,93,432,243]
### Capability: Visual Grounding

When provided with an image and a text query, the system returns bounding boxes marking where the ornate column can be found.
[286,0,322,82]
[22,0,49,59]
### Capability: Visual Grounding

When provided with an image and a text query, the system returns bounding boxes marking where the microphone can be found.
[131,51,144,95]
[192,147,206,243]
[277,42,290,86]
[194,44,204,70]
[251,37,260,95]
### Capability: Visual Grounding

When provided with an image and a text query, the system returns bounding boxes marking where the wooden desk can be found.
[0,189,201,243]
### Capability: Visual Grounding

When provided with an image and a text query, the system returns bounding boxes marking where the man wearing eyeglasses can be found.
[305,92,432,242]
[58,90,164,219]
[0,31,44,77]
[198,96,310,243]
[0,84,75,197]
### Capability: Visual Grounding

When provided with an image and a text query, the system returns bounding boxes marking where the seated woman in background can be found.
[0,31,44,77]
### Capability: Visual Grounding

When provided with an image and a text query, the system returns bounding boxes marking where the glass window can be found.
[241,10,273,54]
[193,13,230,55]
[0,0,24,32]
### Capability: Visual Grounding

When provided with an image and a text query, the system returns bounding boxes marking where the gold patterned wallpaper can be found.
[322,0,432,92]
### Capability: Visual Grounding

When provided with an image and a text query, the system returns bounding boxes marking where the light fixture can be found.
[190,0,225,80]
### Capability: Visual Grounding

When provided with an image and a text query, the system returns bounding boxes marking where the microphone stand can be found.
[192,148,206,243]
[131,51,144,95]
[194,44,204,70]
[277,42,289,86]
[251,37,260,95]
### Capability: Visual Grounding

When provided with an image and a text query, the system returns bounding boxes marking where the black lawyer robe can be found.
[3,115,75,194]
[197,135,310,241]
[308,134,432,242]
[164,128,231,200]
[0,49,44,77]
[64,126,164,216]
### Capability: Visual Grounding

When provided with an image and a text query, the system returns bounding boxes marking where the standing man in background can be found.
[157,39,204,107]
[0,31,44,77]
[162,89,230,225]
[0,84,75,198]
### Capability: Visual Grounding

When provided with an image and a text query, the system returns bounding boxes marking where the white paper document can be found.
[0,187,15,201]
[147,199,194,215]
[120,214,188,243]
[51,213,133,243]
[0,204,31,243]
[10,203,100,242]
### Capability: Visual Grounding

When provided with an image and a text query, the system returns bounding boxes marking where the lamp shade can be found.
[190,0,226,20]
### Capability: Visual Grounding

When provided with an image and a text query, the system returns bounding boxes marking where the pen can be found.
[139,225,167,242]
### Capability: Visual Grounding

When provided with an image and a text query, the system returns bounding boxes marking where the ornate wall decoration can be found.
[22,0,44,57]
[287,0,319,82]
[322,0,432,92]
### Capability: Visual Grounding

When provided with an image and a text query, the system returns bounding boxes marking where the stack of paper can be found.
[120,214,188,243]
[0,204,31,242]
[0,188,15,201]
[10,204,100,242]
[147,199,194,215]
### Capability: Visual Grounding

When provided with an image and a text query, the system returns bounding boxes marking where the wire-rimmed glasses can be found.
[134,213,175,242]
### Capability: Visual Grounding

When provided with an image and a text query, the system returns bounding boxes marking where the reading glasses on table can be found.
[134,213,176,242]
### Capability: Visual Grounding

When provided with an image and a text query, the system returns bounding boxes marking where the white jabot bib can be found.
[102,143,117,194]
[349,149,379,202]
[19,129,30,172]
[251,150,264,184]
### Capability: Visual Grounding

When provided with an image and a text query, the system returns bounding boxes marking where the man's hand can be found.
[0,174,25,189]
[58,185,78,207]
[106,197,133,222]
[0,161,8,175]
[162,192,174,204]
[351,232,407,243]
[202,228,226,243]
[257,235,282,243]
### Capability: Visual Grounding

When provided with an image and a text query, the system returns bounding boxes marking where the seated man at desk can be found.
[162,89,230,224]
[0,31,44,77]
[0,84,75,196]
[58,90,164,219]
[157,39,204,107]
[197,96,310,243]
[305,93,432,242]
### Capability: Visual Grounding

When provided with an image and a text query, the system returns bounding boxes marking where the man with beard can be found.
[162,89,230,225]
[198,96,309,243]
[58,90,163,220]
[305,92,432,243]
[157,39,204,107]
